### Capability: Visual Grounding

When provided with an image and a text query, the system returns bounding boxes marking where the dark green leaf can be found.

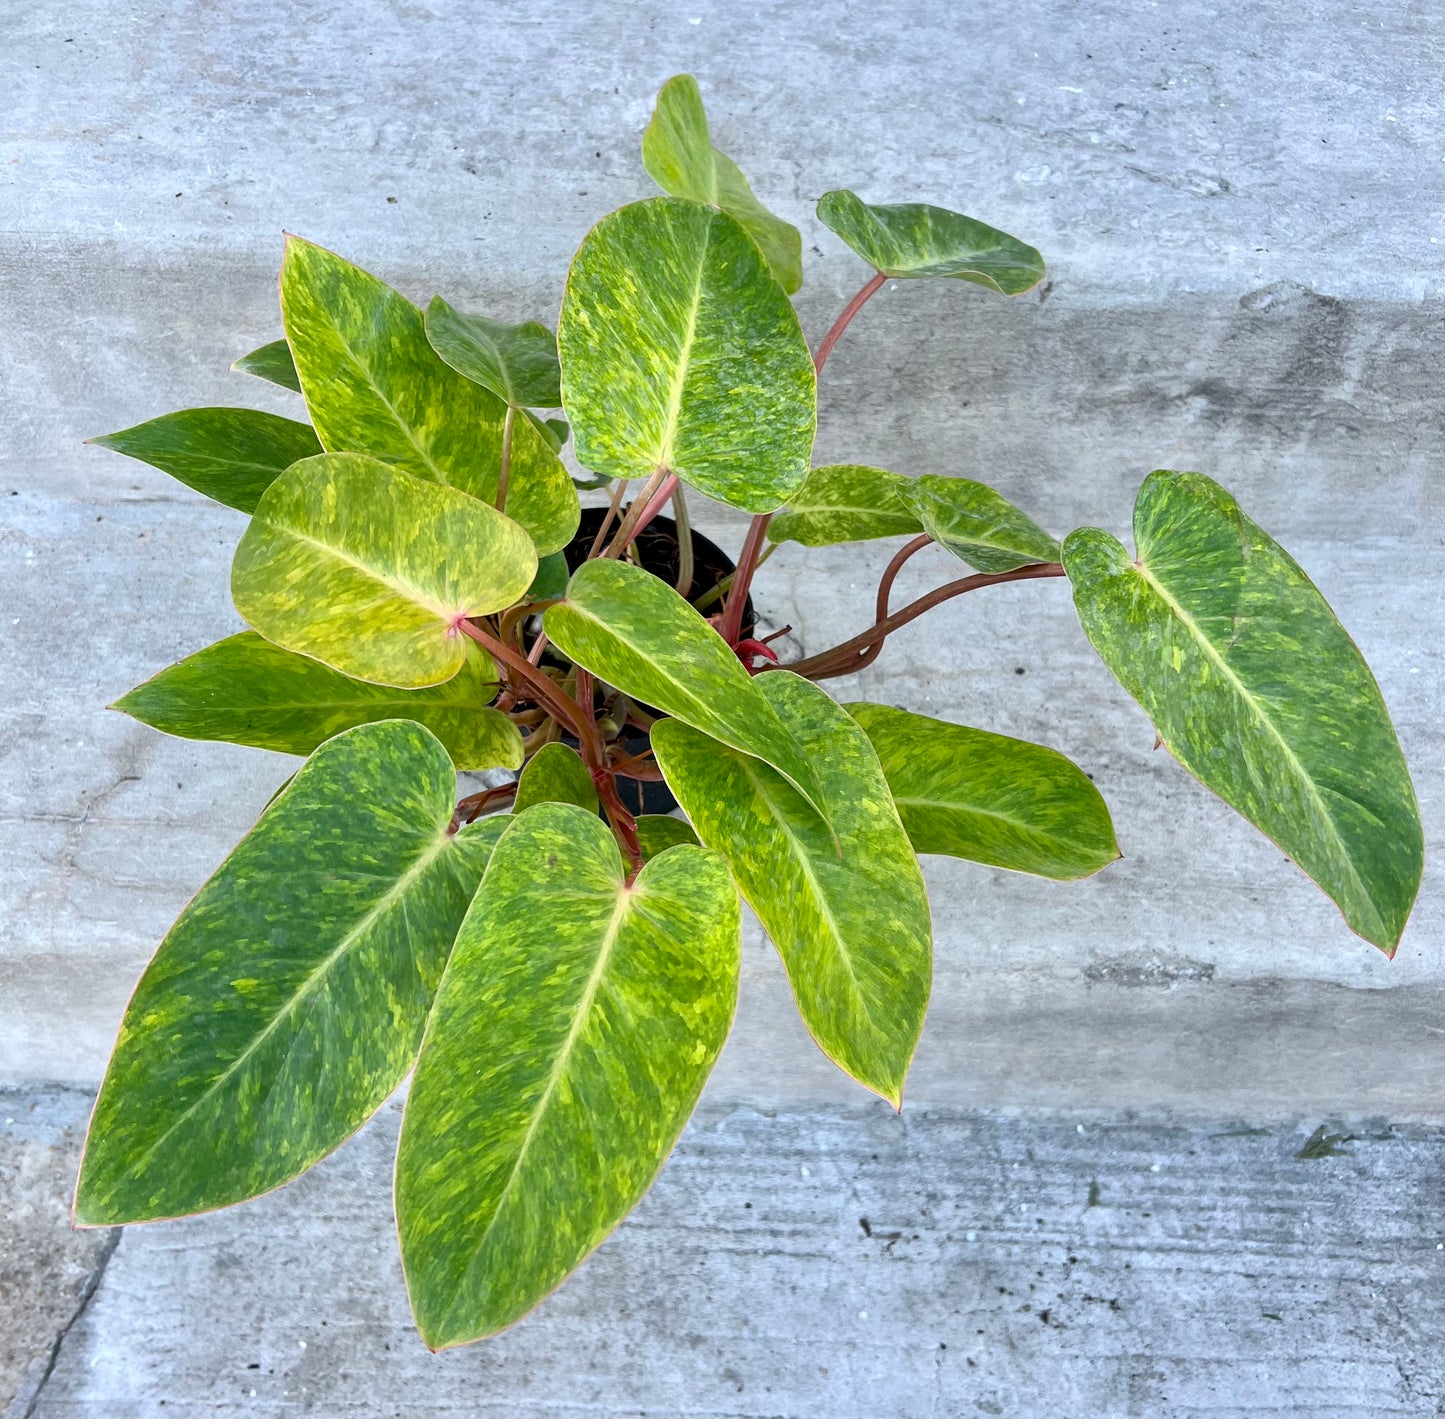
[642,74,803,295]
[557,197,816,514]
[897,475,1060,573]
[281,236,579,555]
[424,298,562,408]
[635,814,700,860]
[524,412,569,453]
[652,672,931,1105]
[512,742,598,815]
[232,453,536,688]
[543,558,831,825]
[526,551,571,602]
[396,803,739,1347]
[232,339,302,393]
[1064,470,1422,951]
[817,190,1044,293]
[75,721,503,1223]
[848,703,1119,879]
[113,631,524,771]
[88,408,321,514]
[768,464,922,547]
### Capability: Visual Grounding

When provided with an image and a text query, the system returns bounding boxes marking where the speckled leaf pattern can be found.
[817,190,1045,294]
[557,197,816,514]
[1064,470,1422,952]
[651,672,931,1106]
[396,803,740,1347]
[423,298,563,408]
[513,743,598,815]
[281,236,579,555]
[232,339,302,393]
[89,407,322,513]
[897,475,1061,573]
[767,464,922,547]
[232,453,536,689]
[75,722,505,1224]
[642,74,803,295]
[848,703,1119,879]
[544,559,832,825]
[635,815,700,860]
[113,631,524,771]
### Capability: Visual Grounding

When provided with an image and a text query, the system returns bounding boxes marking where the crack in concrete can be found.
[5,1227,121,1419]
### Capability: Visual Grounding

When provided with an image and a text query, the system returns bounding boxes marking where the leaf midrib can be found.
[110,826,454,1192]
[442,882,634,1331]
[656,212,712,471]
[1132,557,1382,935]
[890,792,1105,857]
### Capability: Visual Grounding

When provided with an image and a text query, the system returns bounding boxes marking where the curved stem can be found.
[846,533,933,676]
[814,269,888,375]
[718,510,770,646]
[784,561,1066,681]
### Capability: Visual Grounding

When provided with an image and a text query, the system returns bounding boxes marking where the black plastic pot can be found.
[545,506,755,816]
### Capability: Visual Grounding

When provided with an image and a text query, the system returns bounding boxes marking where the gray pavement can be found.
[2,0,1441,1414]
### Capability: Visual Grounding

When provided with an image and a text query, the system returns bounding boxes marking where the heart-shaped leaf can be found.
[768,464,922,547]
[281,236,579,555]
[396,802,739,1347]
[1065,470,1422,951]
[513,742,598,815]
[818,190,1044,294]
[232,453,536,688]
[113,631,523,771]
[75,721,503,1224]
[848,703,1118,879]
[423,298,562,409]
[642,74,803,295]
[652,671,931,1105]
[232,339,301,393]
[88,408,321,513]
[897,475,1060,573]
[543,558,831,825]
[557,197,816,514]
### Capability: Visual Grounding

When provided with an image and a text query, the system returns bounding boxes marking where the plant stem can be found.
[717,271,891,647]
[718,511,771,646]
[814,269,888,375]
[601,468,671,559]
[585,477,629,558]
[784,561,1067,680]
[456,618,602,761]
[496,405,516,513]
[671,481,694,599]
[847,533,933,675]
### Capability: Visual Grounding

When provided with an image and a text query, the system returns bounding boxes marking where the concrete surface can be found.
[9,1088,1444,1419]
[2,0,1442,1413]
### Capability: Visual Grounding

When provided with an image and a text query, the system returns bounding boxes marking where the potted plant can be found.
[75,75,1423,1350]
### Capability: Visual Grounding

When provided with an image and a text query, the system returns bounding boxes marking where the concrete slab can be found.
[23,1093,1445,1418]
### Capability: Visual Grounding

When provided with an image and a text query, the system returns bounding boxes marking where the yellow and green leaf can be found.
[897,474,1060,573]
[232,452,536,688]
[75,721,503,1224]
[281,236,579,554]
[396,803,739,1347]
[512,742,598,815]
[1064,470,1422,952]
[423,298,562,409]
[768,464,923,547]
[652,672,931,1106]
[557,197,816,513]
[818,190,1044,293]
[848,703,1118,879]
[543,558,831,824]
[642,74,803,295]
